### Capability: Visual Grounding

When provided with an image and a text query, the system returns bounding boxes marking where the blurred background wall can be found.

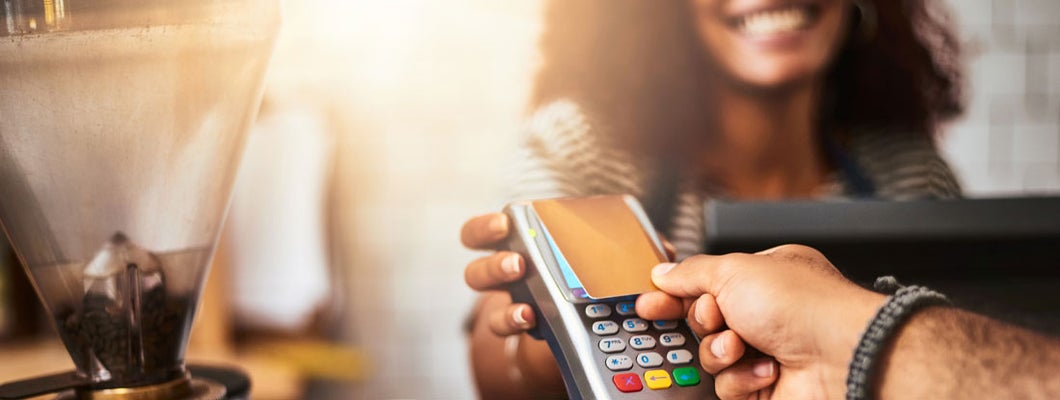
[258,1,544,398]
[940,0,1060,195]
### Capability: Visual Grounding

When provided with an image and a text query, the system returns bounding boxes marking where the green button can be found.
[673,367,700,386]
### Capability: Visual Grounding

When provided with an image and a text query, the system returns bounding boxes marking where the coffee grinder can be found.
[0,0,279,398]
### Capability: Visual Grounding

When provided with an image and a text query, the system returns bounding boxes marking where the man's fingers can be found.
[713,357,778,400]
[635,291,686,320]
[465,252,525,291]
[651,253,749,298]
[687,294,724,337]
[460,213,510,249]
[487,303,536,336]
[698,329,745,374]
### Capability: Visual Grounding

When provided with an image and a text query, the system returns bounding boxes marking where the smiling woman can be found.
[464,0,966,398]
[531,0,962,166]
[696,0,851,92]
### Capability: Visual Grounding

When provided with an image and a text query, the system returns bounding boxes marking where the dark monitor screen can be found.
[703,197,1060,335]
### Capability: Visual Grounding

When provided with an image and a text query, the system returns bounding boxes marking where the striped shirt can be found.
[507,100,962,260]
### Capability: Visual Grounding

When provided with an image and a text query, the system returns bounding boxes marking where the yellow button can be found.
[644,370,672,390]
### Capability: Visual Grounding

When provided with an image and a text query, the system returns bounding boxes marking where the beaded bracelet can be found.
[846,276,950,400]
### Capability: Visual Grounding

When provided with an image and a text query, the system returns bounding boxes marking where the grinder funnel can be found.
[0,0,278,391]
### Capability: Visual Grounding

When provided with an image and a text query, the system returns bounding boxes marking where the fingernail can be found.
[502,254,521,276]
[710,334,726,358]
[513,306,529,326]
[490,215,508,234]
[752,359,775,378]
[694,300,707,326]
[652,263,676,276]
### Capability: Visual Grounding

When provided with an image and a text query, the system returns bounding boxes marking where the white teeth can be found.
[739,6,810,36]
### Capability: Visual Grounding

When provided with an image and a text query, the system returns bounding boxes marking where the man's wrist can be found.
[846,282,950,400]
[820,288,888,399]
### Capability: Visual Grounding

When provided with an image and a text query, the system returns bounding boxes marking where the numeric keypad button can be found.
[659,332,686,347]
[629,335,656,350]
[667,349,693,364]
[605,355,633,371]
[598,338,626,353]
[616,302,637,316]
[636,352,664,368]
[592,321,619,335]
[622,318,649,332]
[652,320,678,330]
[585,304,612,319]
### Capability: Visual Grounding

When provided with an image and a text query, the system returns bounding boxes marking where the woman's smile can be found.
[727,3,820,38]
[693,0,847,89]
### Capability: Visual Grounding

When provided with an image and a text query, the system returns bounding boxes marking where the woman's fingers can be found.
[698,329,746,374]
[713,357,778,400]
[488,302,536,336]
[465,251,525,291]
[460,213,510,249]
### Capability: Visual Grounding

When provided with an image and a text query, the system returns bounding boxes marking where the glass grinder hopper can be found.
[0,0,278,398]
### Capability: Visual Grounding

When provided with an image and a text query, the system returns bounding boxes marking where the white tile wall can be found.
[942,0,1060,195]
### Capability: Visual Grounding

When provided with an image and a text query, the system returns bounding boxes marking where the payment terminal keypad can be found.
[582,301,705,395]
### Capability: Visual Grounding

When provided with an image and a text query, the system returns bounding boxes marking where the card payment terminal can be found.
[503,195,717,399]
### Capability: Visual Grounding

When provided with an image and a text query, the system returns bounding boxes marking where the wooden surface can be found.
[0,339,75,380]
[0,339,303,400]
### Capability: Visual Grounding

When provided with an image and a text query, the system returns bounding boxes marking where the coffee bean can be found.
[54,288,193,386]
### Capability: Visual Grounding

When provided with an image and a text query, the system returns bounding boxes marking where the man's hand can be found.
[636,245,887,400]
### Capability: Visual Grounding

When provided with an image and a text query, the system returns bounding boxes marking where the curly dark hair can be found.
[530,0,964,164]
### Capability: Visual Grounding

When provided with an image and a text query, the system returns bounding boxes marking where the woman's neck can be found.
[701,83,829,200]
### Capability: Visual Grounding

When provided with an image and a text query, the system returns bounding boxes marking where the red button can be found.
[613,373,643,392]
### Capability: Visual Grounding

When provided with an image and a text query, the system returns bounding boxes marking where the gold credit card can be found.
[532,196,666,299]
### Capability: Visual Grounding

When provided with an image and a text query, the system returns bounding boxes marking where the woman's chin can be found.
[722,64,821,94]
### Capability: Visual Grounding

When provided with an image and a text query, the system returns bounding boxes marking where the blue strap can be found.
[822,133,876,197]
[648,132,875,229]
